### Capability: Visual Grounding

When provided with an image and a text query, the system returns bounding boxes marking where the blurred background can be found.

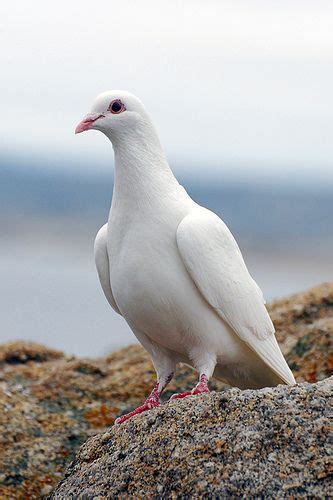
[0,1,332,356]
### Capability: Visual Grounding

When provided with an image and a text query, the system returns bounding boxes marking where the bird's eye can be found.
[108,99,126,114]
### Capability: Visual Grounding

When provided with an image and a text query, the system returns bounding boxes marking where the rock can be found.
[51,378,332,498]
[268,282,333,383]
[0,345,222,498]
[0,341,64,364]
[0,283,332,497]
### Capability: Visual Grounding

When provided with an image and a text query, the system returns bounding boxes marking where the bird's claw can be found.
[170,390,193,400]
[169,375,210,400]
[115,399,160,424]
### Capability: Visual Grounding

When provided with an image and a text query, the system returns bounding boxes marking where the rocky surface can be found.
[52,377,332,499]
[0,345,224,498]
[0,282,332,498]
[268,282,333,383]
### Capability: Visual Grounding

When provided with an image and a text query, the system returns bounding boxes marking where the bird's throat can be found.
[110,129,180,213]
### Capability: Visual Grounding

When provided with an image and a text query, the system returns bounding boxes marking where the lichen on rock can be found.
[0,283,332,498]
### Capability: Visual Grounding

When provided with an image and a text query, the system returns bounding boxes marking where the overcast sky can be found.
[1,0,332,183]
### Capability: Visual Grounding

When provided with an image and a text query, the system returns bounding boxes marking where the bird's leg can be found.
[170,353,215,400]
[192,373,210,394]
[115,372,174,424]
[170,373,210,400]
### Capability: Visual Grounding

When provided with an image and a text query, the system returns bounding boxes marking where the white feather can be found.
[94,224,121,315]
[177,208,295,385]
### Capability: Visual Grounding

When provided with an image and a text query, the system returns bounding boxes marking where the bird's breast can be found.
[107,216,201,351]
[110,225,184,313]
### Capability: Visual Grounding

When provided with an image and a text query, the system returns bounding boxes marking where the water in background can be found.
[1,159,332,356]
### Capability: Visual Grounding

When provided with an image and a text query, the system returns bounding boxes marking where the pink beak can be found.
[75,113,104,134]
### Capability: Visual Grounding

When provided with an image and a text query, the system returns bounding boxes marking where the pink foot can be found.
[170,390,192,400]
[115,383,160,424]
[170,374,210,400]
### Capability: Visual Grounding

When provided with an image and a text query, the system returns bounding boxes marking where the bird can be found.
[75,90,295,424]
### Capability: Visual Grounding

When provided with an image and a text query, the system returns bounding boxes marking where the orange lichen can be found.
[84,404,116,427]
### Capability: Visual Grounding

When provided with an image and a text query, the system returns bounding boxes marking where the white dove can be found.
[75,91,295,424]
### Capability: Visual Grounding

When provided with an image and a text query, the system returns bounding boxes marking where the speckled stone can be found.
[0,283,332,498]
[52,377,332,498]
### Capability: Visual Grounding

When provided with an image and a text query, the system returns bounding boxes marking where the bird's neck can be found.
[108,123,181,213]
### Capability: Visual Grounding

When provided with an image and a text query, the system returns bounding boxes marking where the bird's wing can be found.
[176,208,295,385]
[94,224,121,315]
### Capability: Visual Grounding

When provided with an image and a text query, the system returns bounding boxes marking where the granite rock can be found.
[52,377,332,498]
[0,283,332,498]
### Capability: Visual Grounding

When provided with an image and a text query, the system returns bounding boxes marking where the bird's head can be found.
[75,90,149,139]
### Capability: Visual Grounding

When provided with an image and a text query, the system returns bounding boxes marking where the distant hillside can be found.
[1,155,332,253]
